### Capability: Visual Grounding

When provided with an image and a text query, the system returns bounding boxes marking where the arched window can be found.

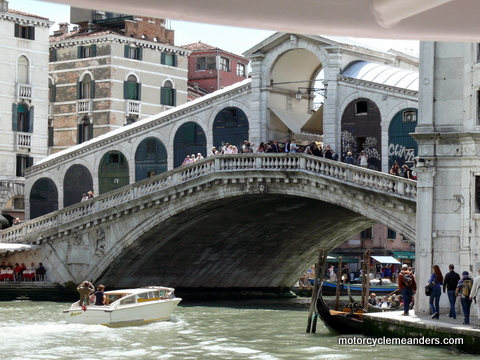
[161,80,176,106]
[18,56,29,84]
[124,74,140,100]
[78,73,94,99]
[78,117,93,144]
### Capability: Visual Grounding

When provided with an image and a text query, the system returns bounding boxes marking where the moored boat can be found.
[315,293,365,334]
[63,286,181,327]
[320,280,398,296]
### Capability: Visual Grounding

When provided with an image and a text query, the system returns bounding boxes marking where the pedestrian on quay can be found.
[469,268,480,328]
[429,264,443,319]
[456,271,473,325]
[398,263,416,315]
[443,264,460,319]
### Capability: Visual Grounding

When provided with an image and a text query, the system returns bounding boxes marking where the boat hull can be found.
[64,298,181,326]
[316,295,364,334]
[321,281,398,296]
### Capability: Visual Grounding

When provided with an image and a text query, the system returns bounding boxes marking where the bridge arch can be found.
[388,108,418,169]
[134,137,168,181]
[29,177,58,219]
[98,151,129,194]
[63,164,93,207]
[341,98,382,170]
[173,121,207,167]
[85,168,415,288]
[212,107,249,151]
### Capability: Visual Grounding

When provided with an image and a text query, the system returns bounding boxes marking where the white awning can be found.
[270,108,323,142]
[371,255,401,264]
[270,108,311,135]
[0,243,37,253]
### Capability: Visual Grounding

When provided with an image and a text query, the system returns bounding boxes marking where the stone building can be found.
[48,9,190,154]
[0,0,53,223]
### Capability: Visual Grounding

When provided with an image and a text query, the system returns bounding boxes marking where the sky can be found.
[9,0,419,56]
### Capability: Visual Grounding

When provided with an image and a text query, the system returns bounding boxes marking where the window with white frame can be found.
[196,56,215,70]
[220,57,230,72]
[237,63,246,77]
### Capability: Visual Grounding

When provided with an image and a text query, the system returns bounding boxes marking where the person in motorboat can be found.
[77,281,95,306]
[90,284,106,306]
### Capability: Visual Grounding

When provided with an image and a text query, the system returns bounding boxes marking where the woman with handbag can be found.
[429,265,444,319]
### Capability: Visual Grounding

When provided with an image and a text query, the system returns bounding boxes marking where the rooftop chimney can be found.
[53,22,69,36]
[0,0,8,12]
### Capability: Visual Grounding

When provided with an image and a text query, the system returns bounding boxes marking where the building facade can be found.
[48,10,190,154]
[182,41,249,96]
[0,0,53,223]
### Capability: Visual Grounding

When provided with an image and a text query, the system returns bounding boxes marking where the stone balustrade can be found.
[0,153,416,244]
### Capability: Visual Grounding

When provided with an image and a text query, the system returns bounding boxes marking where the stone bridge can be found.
[1,154,416,294]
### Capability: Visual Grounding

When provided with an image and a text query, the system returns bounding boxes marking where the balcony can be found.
[77,99,93,114]
[126,100,141,115]
[17,83,32,100]
[15,132,31,150]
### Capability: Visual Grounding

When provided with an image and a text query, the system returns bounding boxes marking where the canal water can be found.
[0,298,470,360]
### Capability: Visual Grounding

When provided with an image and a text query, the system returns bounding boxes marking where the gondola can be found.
[315,292,365,334]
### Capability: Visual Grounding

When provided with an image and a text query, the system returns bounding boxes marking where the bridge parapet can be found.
[0,153,416,244]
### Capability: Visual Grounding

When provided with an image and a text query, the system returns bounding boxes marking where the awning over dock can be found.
[0,243,37,253]
[371,255,401,264]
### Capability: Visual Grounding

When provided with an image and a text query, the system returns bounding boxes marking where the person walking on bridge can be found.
[443,264,460,319]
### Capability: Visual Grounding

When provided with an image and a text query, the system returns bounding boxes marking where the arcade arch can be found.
[173,122,207,168]
[98,151,129,194]
[212,107,249,150]
[30,178,58,219]
[135,137,168,182]
[63,164,93,207]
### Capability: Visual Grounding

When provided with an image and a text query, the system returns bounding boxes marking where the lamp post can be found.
[295,87,326,101]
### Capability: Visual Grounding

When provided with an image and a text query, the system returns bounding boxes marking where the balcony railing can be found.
[77,99,93,114]
[17,84,32,100]
[15,132,31,149]
[126,100,141,115]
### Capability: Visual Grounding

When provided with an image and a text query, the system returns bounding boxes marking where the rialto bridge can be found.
[1,32,421,296]
[1,154,416,294]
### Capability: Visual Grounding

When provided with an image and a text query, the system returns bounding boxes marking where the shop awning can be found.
[392,251,415,259]
[270,108,311,135]
[371,255,401,264]
[0,243,37,253]
[300,104,323,135]
[327,254,358,263]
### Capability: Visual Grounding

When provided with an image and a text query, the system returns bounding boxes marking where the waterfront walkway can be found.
[364,310,480,354]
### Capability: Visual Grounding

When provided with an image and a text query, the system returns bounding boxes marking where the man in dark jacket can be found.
[443,264,460,319]
[398,264,416,315]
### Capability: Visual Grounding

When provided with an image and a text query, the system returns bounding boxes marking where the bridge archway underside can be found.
[93,170,415,291]
[4,155,416,291]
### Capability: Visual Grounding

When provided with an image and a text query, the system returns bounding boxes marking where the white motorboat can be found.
[63,286,182,327]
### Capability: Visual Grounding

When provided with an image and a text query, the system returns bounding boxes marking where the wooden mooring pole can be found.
[335,257,343,311]
[361,249,371,310]
[306,248,327,333]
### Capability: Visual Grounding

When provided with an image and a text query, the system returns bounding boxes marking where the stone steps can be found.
[0,282,77,302]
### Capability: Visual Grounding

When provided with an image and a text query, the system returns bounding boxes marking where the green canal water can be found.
[0,298,471,359]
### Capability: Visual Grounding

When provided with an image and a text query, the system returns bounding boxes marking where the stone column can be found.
[413,164,436,314]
